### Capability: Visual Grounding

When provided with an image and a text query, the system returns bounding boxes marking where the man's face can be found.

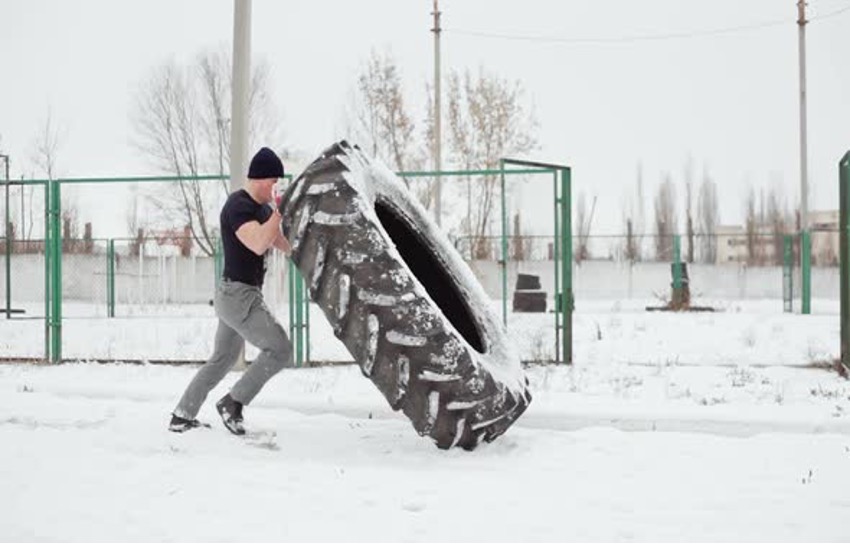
[255,177,277,204]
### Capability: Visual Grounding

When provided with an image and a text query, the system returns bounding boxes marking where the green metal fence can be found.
[783,234,794,312]
[3,163,575,365]
[500,159,572,365]
[475,230,836,313]
[1,178,49,360]
[840,150,850,372]
[0,174,305,363]
[48,175,230,362]
[396,162,573,364]
[6,158,846,367]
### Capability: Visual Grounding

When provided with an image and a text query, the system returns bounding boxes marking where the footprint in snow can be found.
[402,500,426,513]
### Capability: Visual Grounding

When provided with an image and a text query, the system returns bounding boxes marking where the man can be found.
[169,147,293,435]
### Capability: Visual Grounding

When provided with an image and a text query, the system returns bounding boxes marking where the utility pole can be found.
[231,0,251,366]
[231,0,252,194]
[797,0,812,315]
[797,0,809,231]
[432,0,442,227]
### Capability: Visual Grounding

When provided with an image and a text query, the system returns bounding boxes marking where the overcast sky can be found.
[1,0,848,238]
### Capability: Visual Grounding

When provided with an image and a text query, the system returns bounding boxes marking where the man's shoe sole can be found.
[168,421,211,433]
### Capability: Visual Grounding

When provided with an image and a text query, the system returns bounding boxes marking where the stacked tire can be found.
[277,141,531,450]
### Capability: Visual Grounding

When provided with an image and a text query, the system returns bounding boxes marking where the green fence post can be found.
[552,170,561,364]
[560,167,573,365]
[287,259,305,368]
[44,179,51,361]
[840,151,850,371]
[12,173,237,362]
[288,260,295,358]
[304,272,311,364]
[783,234,794,313]
[801,229,811,315]
[49,178,62,363]
[294,266,304,367]
[107,239,115,318]
[499,159,508,326]
[411,163,566,363]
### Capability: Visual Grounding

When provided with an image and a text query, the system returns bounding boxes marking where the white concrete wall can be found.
[469,259,839,302]
[0,254,840,306]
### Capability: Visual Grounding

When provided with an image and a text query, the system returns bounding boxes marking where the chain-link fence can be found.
[54,176,303,362]
[1,179,49,360]
[451,230,840,316]
[6,165,840,364]
[60,237,219,318]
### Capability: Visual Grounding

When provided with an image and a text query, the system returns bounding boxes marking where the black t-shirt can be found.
[220,189,273,287]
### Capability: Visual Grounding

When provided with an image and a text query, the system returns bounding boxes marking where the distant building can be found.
[715,225,747,264]
[810,210,839,266]
[715,224,778,265]
[715,210,838,266]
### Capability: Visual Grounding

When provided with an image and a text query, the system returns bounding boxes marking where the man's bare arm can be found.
[235,209,283,256]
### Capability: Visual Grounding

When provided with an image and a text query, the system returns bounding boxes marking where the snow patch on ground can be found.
[1,360,849,541]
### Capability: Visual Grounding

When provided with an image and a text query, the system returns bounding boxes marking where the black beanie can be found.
[247,147,284,179]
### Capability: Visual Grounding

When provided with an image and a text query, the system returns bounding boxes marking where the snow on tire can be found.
[278,141,531,450]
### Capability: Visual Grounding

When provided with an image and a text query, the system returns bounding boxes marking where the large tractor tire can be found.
[277,141,531,450]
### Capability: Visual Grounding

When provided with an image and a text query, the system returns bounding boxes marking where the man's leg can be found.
[229,296,293,405]
[173,320,244,420]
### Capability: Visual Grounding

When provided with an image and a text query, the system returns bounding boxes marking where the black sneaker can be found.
[216,394,246,435]
[168,414,209,433]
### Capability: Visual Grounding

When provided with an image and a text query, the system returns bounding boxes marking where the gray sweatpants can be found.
[173,279,293,420]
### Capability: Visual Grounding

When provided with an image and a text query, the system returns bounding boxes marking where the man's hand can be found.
[270,206,282,223]
[269,207,291,255]
[274,232,292,255]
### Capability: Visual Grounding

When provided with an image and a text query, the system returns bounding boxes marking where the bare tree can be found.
[510,211,530,260]
[621,162,646,262]
[125,185,152,250]
[447,67,537,259]
[576,192,588,263]
[347,50,440,211]
[696,166,719,264]
[351,50,421,177]
[619,197,633,263]
[635,162,646,260]
[624,219,638,262]
[683,156,695,263]
[575,191,596,263]
[30,108,83,246]
[61,206,80,241]
[346,60,537,247]
[30,108,72,241]
[766,183,787,266]
[419,80,438,211]
[132,47,282,256]
[32,108,63,181]
[653,174,677,260]
[744,186,760,265]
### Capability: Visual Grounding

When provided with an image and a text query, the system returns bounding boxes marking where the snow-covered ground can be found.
[0,298,841,365]
[1,299,849,541]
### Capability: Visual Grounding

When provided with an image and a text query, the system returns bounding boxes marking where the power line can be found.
[444,4,850,45]
[447,21,784,45]
[810,3,850,19]
[809,0,850,5]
